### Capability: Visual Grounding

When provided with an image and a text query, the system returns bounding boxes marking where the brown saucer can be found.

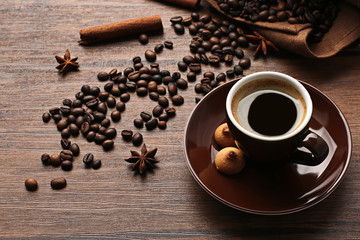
[184,80,352,215]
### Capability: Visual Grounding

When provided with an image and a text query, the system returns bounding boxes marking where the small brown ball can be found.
[215,147,246,175]
[25,177,38,191]
[214,123,235,148]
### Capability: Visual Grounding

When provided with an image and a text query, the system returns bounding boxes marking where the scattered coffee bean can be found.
[63,98,72,106]
[102,139,114,151]
[168,84,178,96]
[83,153,94,166]
[194,83,203,93]
[61,128,71,138]
[69,123,79,136]
[111,110,121,122]
[165,107,176,117]
[49,107,60,115]
[61,160,73,171]
[239,58,251,69]
[149,92,159,101]
[70,143,80,156]
[172,95,184,106]
[50,177,67,190]
[61,138,71,149]
[139,111,151,122]
[170,16,183,24]
[164,40,173,49]
[152,105,163,117]
[86,131,96,142]
[138,33,149,44]
[158,121,167,130]
[158,96,169,108]
[57,119,68,131]
[50,154,61,167]
[52,114,62,122]
[158,113,169,122]
[154,44,164,53]
[41,153,51,165]
[116,102,126,112]
[92,159,102,169]
[226,69,235,78]
[145,50,156,62]
[25,178,38,191]
[42,112,51,122]
[234,65,243,75]
[132,132,143,146]
[136,87,148,97]
[176,78,188,89]
[145,118,158,130]
[174,23,185,34]
[177,61,188,72]
[121,129,133,141]
[94,133,107,145]
[97,72,109,81]
[189,63,201,73]
[134,118,144,128]
[104,128,117,139]
[60,150,73,161]
[157,86,166,95]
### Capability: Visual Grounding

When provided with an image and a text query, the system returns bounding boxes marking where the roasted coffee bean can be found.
[170,16,183,24]
[215,72,226,82]
[102,139,114,151]
[152,105,163,117]
[189,63,201,73]
[25,178,38,191]
[84,113,95,125]
[158,121,167,130]
[134,62,143,71]
[132,132,143,146]
[51,177,67,190]
[204,71,215,80]
[194,83,203,93]
[42,112,51,122]
[72,107,85,117]
[201,77,211,85]
[114,75,127,84]
[119,93,130,103]
[154,44,164,53]
[82,95,96,104]
[158,96,169,108]
[69,123,79,136]
[83,153,94,166]
[75,91,84,100]
[63,98,72,107]
[145,50,156,62]
[104,82,113,92]
[92,159,102,169]
[104,128,117,139]
[210,80,218,88]
[164,40,173,49]
[139,73,152,81]
[50,154,61,167]
[57,119,68,131]
[151,75,162,84]
[237,36,249,47]
[145,118,158,130]
[110,85,121,97]
[126,82,136,92]
[168,84,178,96]
[224,54,233,64]
[90,123,100,132]
[61,128,71,139]
[187,72,196,82]
[176,78,188,89]
[202,83,212,94]
[226,69,235,78]
[149,92,159,101]
[97,72,109,81]
[99,126,107,135]
[183,55,195,65]
[128,71,140,81]
[138,33,149,44]
[208,55,220,65]
[200,14,212,23]
[94,133,107,145]
[173,23,185,34]
[109,68,118,78]
[234,65,243,75]
[116,102,126,112]
[172,95,184,106]
[162,76,174,85]
[52,114,62,122]
[81,121,90,136]
[137,80,148,88]
[67,115,76,124]
[182,17,192,26]
[101,118,111,128]
[93,112,106,123]
[147,81,157,92]
[90,86,100,97]
[61,138,71,149]
[41,153,51,165]
[118,83,127,93]
[133,118,144,128]
[121,129,133,141]
[165,107,176,117]
[149,67,160,76]
[158,113,169,122]
[86,131,96,142]
[60,150,73,161]
[136,87,148,97]
[140,111,152,122]
[189,24,198,35]
[177,61,187,72]
[132,56,142,64]
[191,12,199,21]
[234,49,244,59]
[60,106,71,116]
[107,96,116,108]
[72,99,82,108]
[61,160,73,171]
[160,70,170,77]
[49,107,60,115]
[70,143,80,156]
[96,102,107,114]
[157,86,166,95]
[111,110,121,122]
[239,58,251,69]
[86,98,99,109]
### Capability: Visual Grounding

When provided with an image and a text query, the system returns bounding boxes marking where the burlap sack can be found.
[207,0,360,58]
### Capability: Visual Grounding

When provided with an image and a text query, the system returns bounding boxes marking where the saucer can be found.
[184,80,352,215]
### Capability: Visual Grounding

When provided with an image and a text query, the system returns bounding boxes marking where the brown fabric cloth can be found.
[207,0,360,58]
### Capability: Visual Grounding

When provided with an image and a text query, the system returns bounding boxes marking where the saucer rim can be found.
[183,79,352,215]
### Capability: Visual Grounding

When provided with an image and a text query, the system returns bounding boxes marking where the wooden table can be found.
[0,0,359,239]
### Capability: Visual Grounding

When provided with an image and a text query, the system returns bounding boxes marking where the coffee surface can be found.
[248,92,297,136]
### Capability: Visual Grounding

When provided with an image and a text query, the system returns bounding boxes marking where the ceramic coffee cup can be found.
[226,71,328,165]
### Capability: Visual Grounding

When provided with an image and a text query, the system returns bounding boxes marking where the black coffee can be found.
[248,92,297,136]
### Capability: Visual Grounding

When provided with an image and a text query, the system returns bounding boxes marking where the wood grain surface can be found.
[0,0,359,239]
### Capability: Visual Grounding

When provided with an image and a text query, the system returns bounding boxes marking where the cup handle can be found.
[289,130,329,166]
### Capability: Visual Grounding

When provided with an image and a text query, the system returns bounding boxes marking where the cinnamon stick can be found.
[156,0,200,9]
[79,15,163,45]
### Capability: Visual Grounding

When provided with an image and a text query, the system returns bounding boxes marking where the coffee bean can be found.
[149,92,159,101]
[152,105,163,117]
[189,63,201,73]
[75,92,84,100]
[102,139,114,151]
[49,107,60,115]
[200,14,212,23]
[140,111,152,122]
[70,143,80,156]
[191,12,199,21]
[170,16,183,24]
[52,114,62,122]
[94,133,107,145]
[92,159,102,169]
[116,102,126,112]
[134,118,144,128]
[121,129,133,141]
[118,93,129,103]
[210,80,218,88]
[111,110,121,122]
[138,33,149,44]
[234,65,243,75]
[90,86,100,97]
[72,99,82,108]
[173,23,185,34]
[239,58,251,69]
[134,62,143,71]
[61,138,71,149]
[204,72,215,80]
[126,82,136,92]
[69,123,79,136]
[164,41,173,49]
[168,84,178,96]
[176,78,188,89]
[60,106,71,116]
[189,24,198,35]
[187,72,196,82]
[158,121,167,130]
[177,61,187,72]
[100,119,110,128]
[128,71,140,81]
[165,107,176,117]
[154,44,164,53]
[25,178,38,191]
[103,128,116,139]
[90,123,100,132]
[109,68,118,78]
[147,81,158,92]
[97,72,109,81]
[157,86,166,95]
[132,56,142,64]
[57,119,68,131]
[158,96,169,108]
[61,160,73,171]
[63,98,72,106]
[50,154,61,167]
[107,96,116,108]
[226,69,235,78]
[110,85,121,97]
[145,50,156,62]
[83,153,94,166]
[50,177,66,190]
[208,55,220,65]
[202,83,212,95]
[162,76,174,85]
[61,128,71,139]
[172,95,184,106]
[86,99,99,109]
[86,131,96,142]
[104,82,113,92]
[137,80,148,88]
[158,113,169,122]
[145,118,158,130]
[41,153,51,165]
[194,83,203,93]
[99,126,107,135]
[132,133,143,146]
[60,150,73,161]
[42,112,51,122]
[82,95,95,104]
[136,87,148,97]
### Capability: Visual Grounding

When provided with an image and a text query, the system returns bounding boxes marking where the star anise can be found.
[245,31,279,58]
[55,49,79,74]
[125,144,158,175]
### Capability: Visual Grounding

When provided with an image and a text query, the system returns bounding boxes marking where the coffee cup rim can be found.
[226,71,313,141]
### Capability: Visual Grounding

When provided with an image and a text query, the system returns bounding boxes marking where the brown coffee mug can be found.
[226,72,328,165]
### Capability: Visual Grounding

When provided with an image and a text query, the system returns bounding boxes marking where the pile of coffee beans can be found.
[215,0,339,43]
